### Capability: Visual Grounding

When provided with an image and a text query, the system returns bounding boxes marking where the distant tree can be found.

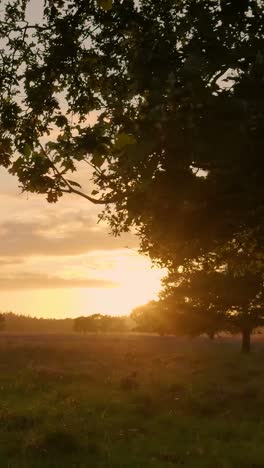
[86,314,102,333]
[131,301,169,336]
[73,315,100,333]
[113,316,130,333]
[0,312,73,333]
[73,314,130,334]
[0,314,5,332]
[73,316,87,334]
[162,267,264,352]
[97,315,113,333]
[98,315,129,333]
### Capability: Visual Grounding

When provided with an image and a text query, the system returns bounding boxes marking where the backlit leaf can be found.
[114,133,136,151]
[23,144,32,157]
[97,0,112,11]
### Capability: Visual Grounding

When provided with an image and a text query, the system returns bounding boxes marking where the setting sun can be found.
[79,250,166,316]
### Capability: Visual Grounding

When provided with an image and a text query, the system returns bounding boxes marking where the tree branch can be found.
[38,141,116,205]
[60,187,114,204]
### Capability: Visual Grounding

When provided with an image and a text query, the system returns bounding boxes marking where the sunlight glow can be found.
[0,249,165,318]
[79,250,166,316]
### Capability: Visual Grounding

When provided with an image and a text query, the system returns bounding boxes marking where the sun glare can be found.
[79,250,166,316]
[0,250,166,318]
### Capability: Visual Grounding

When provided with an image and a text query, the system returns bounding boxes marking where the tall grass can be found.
[0,334,263,467]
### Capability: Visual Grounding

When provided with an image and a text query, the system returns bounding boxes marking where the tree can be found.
[131,301,169,335]
[1,3,263,242]
[131,262,264,352]
[0,314,5,332]
[1,1,264,328]
[2,312,73,333]
[73,314,129,333]
[162,294,227,341]
[73,316,88,334]
[161,263,264,352]
[73,315,102,333]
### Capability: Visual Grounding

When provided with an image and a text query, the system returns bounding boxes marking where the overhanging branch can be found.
[60,187,115,204]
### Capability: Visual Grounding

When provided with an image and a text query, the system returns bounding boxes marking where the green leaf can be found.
[23,144,32,157]
[114,133,136,151]
[91,189,99,196]
[97,0,112,11]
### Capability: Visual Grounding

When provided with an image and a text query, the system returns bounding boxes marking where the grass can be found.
[0,333,263,467]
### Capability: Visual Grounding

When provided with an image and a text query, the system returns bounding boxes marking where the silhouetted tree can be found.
[131,301,169,336]
[161,266,264,352]
[1,312,73,333]
[0,2,262,263]
[1,1,264,347]
[0,314,5,332]
[73,316,88,334]
[73,314,129,334]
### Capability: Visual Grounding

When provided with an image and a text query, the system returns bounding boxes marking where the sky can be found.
[0,166,165,318]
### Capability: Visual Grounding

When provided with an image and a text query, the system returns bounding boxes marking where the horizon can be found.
[0,310,132,320]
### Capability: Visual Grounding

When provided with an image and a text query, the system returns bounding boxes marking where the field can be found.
[0,334,264,467]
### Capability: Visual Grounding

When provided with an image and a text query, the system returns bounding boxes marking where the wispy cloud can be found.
[0,257,25,266]
[0,213,136,257]
[0,272,118,290]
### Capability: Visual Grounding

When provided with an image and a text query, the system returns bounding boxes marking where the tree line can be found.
[73,314,131,333]
[0,313,131,334]
[0,313,73,333]
[1,1,264,351]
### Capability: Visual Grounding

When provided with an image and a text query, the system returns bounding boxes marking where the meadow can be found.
[0,333,264,467]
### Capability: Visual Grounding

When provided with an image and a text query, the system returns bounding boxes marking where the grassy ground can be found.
[0,333,263,467]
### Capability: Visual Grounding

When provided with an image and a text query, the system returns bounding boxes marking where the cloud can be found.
[0,211,137,257]
[0,257,25,266]
[0,272,118,290]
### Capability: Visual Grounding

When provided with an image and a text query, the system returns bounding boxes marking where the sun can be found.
[79,250,166,316]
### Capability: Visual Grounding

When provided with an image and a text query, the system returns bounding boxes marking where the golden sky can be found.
[0,168,165,318]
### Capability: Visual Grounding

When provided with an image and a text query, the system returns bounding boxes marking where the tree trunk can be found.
[241,328,251,353]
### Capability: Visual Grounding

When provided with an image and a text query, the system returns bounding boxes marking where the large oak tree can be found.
[1,1,264,341]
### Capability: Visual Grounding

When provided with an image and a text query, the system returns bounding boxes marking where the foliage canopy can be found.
[1,1,264,350]
[1,1,263,264]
